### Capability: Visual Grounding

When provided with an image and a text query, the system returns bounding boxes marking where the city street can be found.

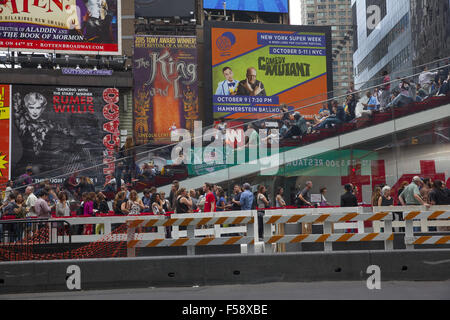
[2,281,450,300]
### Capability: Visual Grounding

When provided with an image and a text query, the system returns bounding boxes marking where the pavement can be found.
[1,281,450,300]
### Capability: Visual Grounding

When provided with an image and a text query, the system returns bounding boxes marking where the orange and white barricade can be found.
[263,207,395,253]
[126,211,257,257]
[394,206,450,249]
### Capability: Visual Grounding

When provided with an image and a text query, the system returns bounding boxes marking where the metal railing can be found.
[0,219,72,261]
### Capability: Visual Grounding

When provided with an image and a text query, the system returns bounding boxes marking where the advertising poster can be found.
[203,0,288,13]
[207,22,332,121]
[11,85,121,187]
[0,84,10,190]
[0,0,121,55]
[133,35,198,145]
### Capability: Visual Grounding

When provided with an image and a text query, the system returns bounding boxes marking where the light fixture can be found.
[55,64,60,70]
[76,64,80,69]
[37,64,42,69]
[93,66,97,71]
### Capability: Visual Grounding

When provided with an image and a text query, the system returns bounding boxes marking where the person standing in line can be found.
[256,185,269,241]
[257,185,269,210]
[230,185,242,211]
[341,184,358,207]
[429,180,450,231]
[296,181,313,207]
[203,183,216,213]
[55,191,70,217]
[160,191,171,212]
[142,189,152,213]
[169,180,180,210]
[189,189,199,211]
[420,178,433,204]
[82,192,96,235]
[125,190,145,216]
[34,190,52,219]
[378,186,394,206]
[319,187,330,207]
[175,188,193,214]
[215,187,226,212]
[238,183,254,211]
[275,187,286,208]
[398,176,430,207]
[371,186,382,207]
[24,186,38,217]
[151,193,165,215]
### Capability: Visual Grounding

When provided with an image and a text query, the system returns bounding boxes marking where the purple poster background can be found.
[133,35,198,145]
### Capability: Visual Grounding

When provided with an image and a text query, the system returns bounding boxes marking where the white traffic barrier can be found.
[45,206,450,253]
[263,207,394,253]
[126,211,258,257]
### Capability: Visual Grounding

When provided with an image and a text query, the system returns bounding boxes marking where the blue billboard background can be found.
[204,0,288,13]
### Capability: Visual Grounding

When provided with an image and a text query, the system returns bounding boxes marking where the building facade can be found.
[299,0,355,97]
[410,0,450,68]
[352,0,412,90]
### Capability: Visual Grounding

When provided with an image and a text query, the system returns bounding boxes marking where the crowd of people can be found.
[1,62,450,237]
[214,63,450,144]
[2,164,450,238]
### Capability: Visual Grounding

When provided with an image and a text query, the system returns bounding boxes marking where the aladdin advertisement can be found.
[0,0,121,55]
[133,35,199,145]
[10,85,121,187]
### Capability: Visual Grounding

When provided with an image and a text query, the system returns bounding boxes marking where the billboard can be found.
[203,0,288,13]
[0,84,10,190]
[135,0,195,18]
[205,21,332,121]
[133,35,199,145]
[10,85,121,187]
[0,0,122,55]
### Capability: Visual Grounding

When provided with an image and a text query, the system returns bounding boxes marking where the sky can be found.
[289,0,302,25]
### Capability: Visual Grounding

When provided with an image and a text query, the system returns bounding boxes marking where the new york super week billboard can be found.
[205,21,333,121]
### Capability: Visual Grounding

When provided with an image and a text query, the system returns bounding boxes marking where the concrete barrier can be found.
[1,249,450,294]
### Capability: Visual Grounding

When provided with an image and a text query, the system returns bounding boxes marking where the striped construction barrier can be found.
[265,233,394,245]
[264,212,393,225]
[126,211,258,257]
[263,207,396,253]
[126,215,254,229]
[409,236,450,245]
[402,211,450,221]
[127,236,255,249]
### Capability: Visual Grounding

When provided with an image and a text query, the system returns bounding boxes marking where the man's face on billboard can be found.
[223,68,234,82]
[246,69,257,85]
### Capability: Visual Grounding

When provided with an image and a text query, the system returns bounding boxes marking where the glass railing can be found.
[2,58,449,202]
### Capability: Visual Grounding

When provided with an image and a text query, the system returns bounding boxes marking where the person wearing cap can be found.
[398,176,430,207]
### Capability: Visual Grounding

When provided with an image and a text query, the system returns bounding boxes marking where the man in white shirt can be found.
[25,186,38,217]
[419,66,438,94]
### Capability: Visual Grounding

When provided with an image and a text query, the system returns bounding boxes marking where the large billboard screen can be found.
[10,85,121,187]
[203,0,288,13]
[0,0,122,55]
[135,0,195,18]
[133,35,199,145]
[205,22,333,121]
[0,84,10,190]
